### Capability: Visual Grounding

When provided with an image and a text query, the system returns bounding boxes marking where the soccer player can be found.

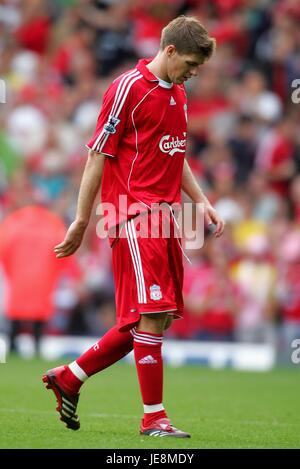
[42,16,225,438]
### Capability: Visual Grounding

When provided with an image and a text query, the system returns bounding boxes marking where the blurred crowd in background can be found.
[0,0,300,362]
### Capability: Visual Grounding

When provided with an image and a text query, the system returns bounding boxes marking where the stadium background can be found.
[0,0,300,449]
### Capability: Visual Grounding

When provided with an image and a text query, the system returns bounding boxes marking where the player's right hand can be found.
[54,220,87,258]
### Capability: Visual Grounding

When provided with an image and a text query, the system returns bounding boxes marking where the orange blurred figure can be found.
[0,205,80,354]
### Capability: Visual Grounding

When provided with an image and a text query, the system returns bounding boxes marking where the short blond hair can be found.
[160,16,216,61]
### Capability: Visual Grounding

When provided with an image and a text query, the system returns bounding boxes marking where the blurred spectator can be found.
[7,104,48,157]
[0,205,81,354]
[239,69,283,124]
[231,233,278,344]
[15,0,51,55]
[228,115,256,186]
[170,235,240,341]
[289,174,300,222]
[255,115,298,196]
[255,0,300,102]
[187,66,230,150]
[76,0,135,76]
[276,228,300,364]
[131,0,184,58]
[248,170,281,223]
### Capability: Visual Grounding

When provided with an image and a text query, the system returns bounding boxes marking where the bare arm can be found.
[54,150,106,258]
[182,158,211,205]
[182,158,225,237]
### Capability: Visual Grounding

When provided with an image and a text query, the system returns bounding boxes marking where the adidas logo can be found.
[138,355,158,365]
[170,96,176,106]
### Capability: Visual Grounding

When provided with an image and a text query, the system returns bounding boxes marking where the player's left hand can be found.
[204,204,225,238]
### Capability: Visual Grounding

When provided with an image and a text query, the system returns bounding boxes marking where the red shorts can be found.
[111,212,184,332]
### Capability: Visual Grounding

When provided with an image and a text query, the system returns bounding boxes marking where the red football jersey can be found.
[87,58,187,233]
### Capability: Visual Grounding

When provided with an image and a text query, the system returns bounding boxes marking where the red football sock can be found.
[143,409,168,427]
[63,326,134,393]
[133,329,167,426]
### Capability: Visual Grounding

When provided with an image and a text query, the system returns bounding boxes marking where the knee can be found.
[137,313,167,334]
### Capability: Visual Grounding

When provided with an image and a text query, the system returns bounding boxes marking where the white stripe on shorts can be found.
[125,220,147,303]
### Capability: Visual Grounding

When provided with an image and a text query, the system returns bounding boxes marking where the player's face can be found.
[166,46,205,84]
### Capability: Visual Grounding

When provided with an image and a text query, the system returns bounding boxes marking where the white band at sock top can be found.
[68,361,88,382]
[143,403,164,413]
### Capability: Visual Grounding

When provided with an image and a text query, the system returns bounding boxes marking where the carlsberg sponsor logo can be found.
[159,133,186,156]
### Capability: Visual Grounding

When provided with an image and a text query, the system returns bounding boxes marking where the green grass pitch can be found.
[0,356,299,448]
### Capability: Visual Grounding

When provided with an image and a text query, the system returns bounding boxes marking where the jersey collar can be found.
[137,59,174,88]
[137,58,159,82]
